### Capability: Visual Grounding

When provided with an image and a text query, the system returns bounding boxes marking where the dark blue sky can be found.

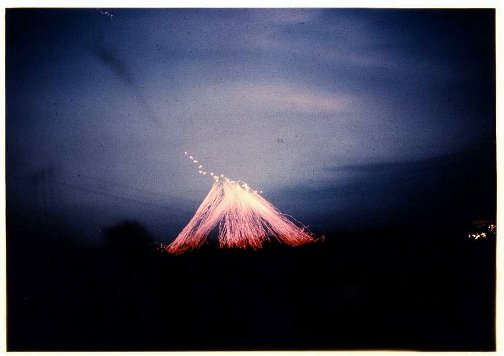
[6,9,495,242]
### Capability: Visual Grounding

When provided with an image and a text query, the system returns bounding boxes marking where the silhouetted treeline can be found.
[7,213,495,351]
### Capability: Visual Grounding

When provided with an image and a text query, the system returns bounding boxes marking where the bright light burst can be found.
[166,152,318,254]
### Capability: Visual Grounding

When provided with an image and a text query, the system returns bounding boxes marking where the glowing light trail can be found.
[166,152,318,254]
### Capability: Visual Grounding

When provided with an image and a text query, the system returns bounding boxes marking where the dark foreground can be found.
[7,219,495,351]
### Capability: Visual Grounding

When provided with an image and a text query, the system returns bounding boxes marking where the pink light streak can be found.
[166,152,318,254]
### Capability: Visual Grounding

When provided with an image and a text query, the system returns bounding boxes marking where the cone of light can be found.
[166,152,318,254]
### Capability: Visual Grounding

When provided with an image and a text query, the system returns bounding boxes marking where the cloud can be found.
[236,82,354,114]
[248,9,324,25]
[193,81,356,115]
[87,41,159,123]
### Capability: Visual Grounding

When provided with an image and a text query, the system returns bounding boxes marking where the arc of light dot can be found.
[183,151,263,194]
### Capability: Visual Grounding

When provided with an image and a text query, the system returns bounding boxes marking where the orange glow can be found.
[166,152,318,254]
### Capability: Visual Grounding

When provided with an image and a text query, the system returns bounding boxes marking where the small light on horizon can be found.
[467,223,496,240]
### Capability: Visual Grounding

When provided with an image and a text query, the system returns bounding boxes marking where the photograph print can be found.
[6,8,496,351]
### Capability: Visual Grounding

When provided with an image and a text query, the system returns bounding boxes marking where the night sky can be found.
[7,8,495,240]
[6,8,496,351]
